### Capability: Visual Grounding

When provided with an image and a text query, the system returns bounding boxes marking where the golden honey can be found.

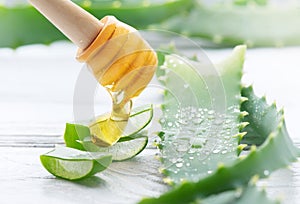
[77,16,157,147]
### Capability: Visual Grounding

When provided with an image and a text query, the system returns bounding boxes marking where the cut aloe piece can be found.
[64,104,153,149]
[79,136,148,161]
[122,104,153,137]
[88,104,153,138]
[64,123,89,151]
[40,147,112,180]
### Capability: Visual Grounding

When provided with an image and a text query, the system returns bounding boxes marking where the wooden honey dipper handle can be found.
[29,0,103,50]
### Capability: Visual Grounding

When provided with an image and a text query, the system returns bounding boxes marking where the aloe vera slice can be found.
[64,104,153,148]
[64,123,89,151]
[79,136,148,161]
[40,147,112,180]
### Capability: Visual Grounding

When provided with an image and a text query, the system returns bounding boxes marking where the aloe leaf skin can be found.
[157,45,246,185]
[156,2,300,47]
[139,86,300,204]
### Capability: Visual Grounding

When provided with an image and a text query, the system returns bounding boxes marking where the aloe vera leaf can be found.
[240,86,278,147]
[139,85,300,204]
[0,5,65,48]
[157,45,246,185]
[234,0,268,6]
[156,3,300,47]
[0,0,192,48]
[76,0,193,29]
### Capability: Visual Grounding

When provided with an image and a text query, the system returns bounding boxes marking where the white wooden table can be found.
[0,42,300,203]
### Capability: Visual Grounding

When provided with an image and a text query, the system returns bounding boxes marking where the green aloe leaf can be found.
[139,84,300,204]
[0,0,192,48]
[156,1,300,47]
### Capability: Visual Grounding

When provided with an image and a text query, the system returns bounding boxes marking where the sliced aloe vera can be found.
[64,123,89,151]
[64,104,153,148]
[40,147,112,180]
[88,104,153,138]
[79,136,148,161]
[122,104,153,137]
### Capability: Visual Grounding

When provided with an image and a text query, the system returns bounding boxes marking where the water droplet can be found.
[178,118,188,125]
[264,170,270,176]
[214,117,224,125]
[193,118,203,125]
[221,150,227,154]
[225,119,231,124]
[177,158,183,163]
[208,115,215,120]
[160,118,166,123]
[176,162,183,168]
[208,110,215,115]
[167,122,173,127]
[171,158,177,164]
[184,84,189,89]
[186,163,191,167]
[207,170,213,174]
[212,149,220,154]
[176,144,189,152]
[189,156,194,160]
[188,148,196,154]
[191,138,206,148]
